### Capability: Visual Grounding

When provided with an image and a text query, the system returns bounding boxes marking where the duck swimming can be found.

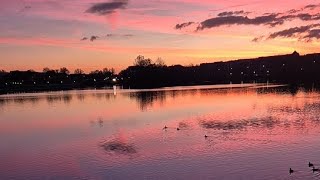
[312,167,319,172]
[309,162,314,167]
[289,168,294,174]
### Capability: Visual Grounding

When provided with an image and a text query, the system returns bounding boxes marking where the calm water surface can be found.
[1,84,320,180]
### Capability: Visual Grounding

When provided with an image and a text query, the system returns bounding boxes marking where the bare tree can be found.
[102,68,110,74]
[90,70,102,75]
[102,68,115,76]
[155,57,166,67]
[59,67,70,74]
[43,67,51,73]
[74,69,84,74]
[110,68,115,75]
[134,55,152,67]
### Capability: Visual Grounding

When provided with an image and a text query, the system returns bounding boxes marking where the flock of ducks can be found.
[290,162,320,174]
[164,126,319,176]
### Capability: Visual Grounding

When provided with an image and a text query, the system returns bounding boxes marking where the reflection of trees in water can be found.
[128,91,166,111]
[256,86,300,96]
[124,88,204,110]
[198,88,241,96]
[128,88,254,111]
[0,97,41,107]
[12,97,40,104]
[0,99,5,106]
[92,92,114,101]
[0,99,5,112]
[76,94,85,101]
[0,91,118,108]
[12,97,40,105]
[46,94,73,104]
[63,94,72,104]
[256,85,320,96]
[94,92,105,100]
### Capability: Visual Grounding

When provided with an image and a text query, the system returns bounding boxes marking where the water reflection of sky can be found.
[1,84,320,179]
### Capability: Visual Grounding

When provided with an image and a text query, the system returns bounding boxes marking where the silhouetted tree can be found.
[59,67,70,74]
[74,69,84,74]
[110,68,115,75]
[102,68,110,74]
[102,68,115,76]
[134,55,152,67]
[90,70,102,75]
[43,67,51,73]
[155,57,166,67]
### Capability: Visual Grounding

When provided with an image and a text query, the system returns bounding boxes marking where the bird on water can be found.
[312,167,319,172]
[289,168,294,174]
[309,162,314,167]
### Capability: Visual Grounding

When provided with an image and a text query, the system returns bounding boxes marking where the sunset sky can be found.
[1,0,320,72]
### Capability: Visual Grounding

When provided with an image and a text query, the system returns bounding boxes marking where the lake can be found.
[1,84,320,180]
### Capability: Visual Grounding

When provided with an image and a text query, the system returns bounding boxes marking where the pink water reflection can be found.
[1,85,320,179]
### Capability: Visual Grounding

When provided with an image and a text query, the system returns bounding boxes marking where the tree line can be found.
[1,51,320,93]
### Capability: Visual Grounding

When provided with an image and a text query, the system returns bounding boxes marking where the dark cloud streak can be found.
[175,22,195,30]
[304,29,320,40]
[304,4,320,10]
[85,0,128,15]
[260,24,320,42]
[176,3,320,32]
[252,36,264,42]
[176,12,320,31]
[196,13,285,31]
[81,34,134,42]
[90,36,99,41]
[217,10,250,17]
